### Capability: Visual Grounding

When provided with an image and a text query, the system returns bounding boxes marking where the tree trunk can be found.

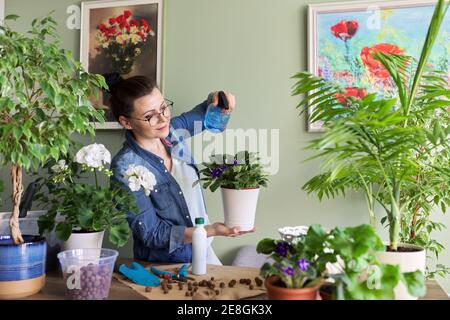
[9,164,24,245]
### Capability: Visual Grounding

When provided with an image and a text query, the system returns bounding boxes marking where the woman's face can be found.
[120,88,171,140]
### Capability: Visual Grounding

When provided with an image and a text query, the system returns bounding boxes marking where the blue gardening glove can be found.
[177,264,190,278]
[119,262,161,287]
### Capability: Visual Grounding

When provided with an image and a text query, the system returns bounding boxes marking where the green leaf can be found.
[401,271,427,298]
[5,14,20,21]
[55,222,72,241]
[108,221,130,247]
[78,208,94,230]
[256,238,276,254]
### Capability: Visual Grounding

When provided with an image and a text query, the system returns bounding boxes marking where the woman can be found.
[108,74,254,264]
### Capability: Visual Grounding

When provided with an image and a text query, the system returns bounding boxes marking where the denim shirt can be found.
[110,100,208,263]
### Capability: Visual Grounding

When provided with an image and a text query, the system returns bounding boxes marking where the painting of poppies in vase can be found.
[307,0,450,132]
[80,0,162,129]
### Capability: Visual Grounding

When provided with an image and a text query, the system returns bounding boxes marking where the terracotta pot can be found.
[264,276,319,300]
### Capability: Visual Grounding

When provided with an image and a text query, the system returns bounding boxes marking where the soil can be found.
[386,245,422,253]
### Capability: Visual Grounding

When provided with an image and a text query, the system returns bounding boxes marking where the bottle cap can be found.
[195,217,204,225]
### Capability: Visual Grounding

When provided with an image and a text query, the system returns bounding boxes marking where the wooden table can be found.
[23,258,449,300]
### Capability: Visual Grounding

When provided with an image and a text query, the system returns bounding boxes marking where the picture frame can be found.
[0,0,5,23]
[307,0,447,132]
[80,0,163,129]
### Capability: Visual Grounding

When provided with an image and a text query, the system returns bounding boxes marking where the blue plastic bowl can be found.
[0,235,47,281]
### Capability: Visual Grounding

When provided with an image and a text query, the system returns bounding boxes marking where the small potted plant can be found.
[256,225,334,300]
[35,143,153,250]
[195,151,268,231]
[0,14,106,299]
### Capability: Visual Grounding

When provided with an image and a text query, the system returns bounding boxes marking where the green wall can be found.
[2,0,449,294]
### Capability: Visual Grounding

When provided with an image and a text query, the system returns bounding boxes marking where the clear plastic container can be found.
[57,248,118,300]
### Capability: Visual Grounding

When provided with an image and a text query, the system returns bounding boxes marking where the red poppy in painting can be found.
[331,20,359,41]
[360,44,404,79]
[124,10,132,19]
[335,87,367,103]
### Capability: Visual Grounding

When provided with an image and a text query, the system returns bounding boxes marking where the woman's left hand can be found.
[210,91,236,114]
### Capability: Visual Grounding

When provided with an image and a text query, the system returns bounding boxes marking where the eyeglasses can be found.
[128,99,174,127]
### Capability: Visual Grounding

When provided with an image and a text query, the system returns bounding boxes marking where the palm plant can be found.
[293,0,450,253]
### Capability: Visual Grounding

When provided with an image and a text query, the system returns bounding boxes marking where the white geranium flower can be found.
[124,164,156,196]
[75,143,111,168]
[51,160,68,173]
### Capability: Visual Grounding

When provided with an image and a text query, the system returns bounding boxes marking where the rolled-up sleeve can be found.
[170,100,208,137]
[111,167,186,254]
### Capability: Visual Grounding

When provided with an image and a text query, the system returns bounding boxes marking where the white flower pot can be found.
[221,187,260,232]
[377,243,426,300]
[61,230,105,252]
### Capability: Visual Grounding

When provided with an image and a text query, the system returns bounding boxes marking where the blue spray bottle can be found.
[204,91,231,133]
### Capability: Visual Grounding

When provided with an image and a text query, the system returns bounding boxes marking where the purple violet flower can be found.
[297,258,310,271]
[275,241,290,257]
[211,167,224,177]
[281,266,295,276]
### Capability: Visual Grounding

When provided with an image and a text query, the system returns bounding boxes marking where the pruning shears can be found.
[150,264,195,282]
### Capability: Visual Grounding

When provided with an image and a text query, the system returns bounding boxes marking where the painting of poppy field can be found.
[308,1,450,131]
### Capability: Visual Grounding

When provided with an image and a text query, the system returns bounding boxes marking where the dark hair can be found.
[102,73,157,121]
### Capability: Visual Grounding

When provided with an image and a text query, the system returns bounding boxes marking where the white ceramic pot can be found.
[377,243,426,300]
[61,230,105,252]
[221,187,260,232]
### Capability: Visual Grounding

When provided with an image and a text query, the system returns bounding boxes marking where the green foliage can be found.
[0,13,106,172]
[327,225,426,300]
[194,151,269,191]
[34,150,138,247]
[259,224,426,299]
[293,0,450,262]
[257,224,335,289]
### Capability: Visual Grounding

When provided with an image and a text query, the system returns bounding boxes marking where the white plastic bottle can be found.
[192,217,207,275]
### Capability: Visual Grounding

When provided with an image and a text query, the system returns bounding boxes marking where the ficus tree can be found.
[293,0,450,252]
[0,14,106,244]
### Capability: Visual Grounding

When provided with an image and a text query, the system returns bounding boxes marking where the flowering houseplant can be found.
[194,151,268,191]
[257,224,426,300]
[0,14,106,246]
[194,151,268,231]
[35,143,155,247]
[257,225,333,292]
[96,9,155,74]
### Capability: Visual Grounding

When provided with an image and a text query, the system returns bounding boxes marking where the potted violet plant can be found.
[194,151,268,231]
[35,143,155,251]
[256,225,334,300]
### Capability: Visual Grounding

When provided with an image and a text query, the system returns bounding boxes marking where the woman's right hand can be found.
[206,222,256,238]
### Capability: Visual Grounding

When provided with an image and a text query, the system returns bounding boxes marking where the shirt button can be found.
[160,160,164,163]
[179,191,182,195]
[164,169,168,173]
[185,216,189,219]
[154,189,158,193]
[139,222,142,225]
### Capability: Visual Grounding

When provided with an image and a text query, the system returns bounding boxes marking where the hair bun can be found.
[103,73,124,94]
